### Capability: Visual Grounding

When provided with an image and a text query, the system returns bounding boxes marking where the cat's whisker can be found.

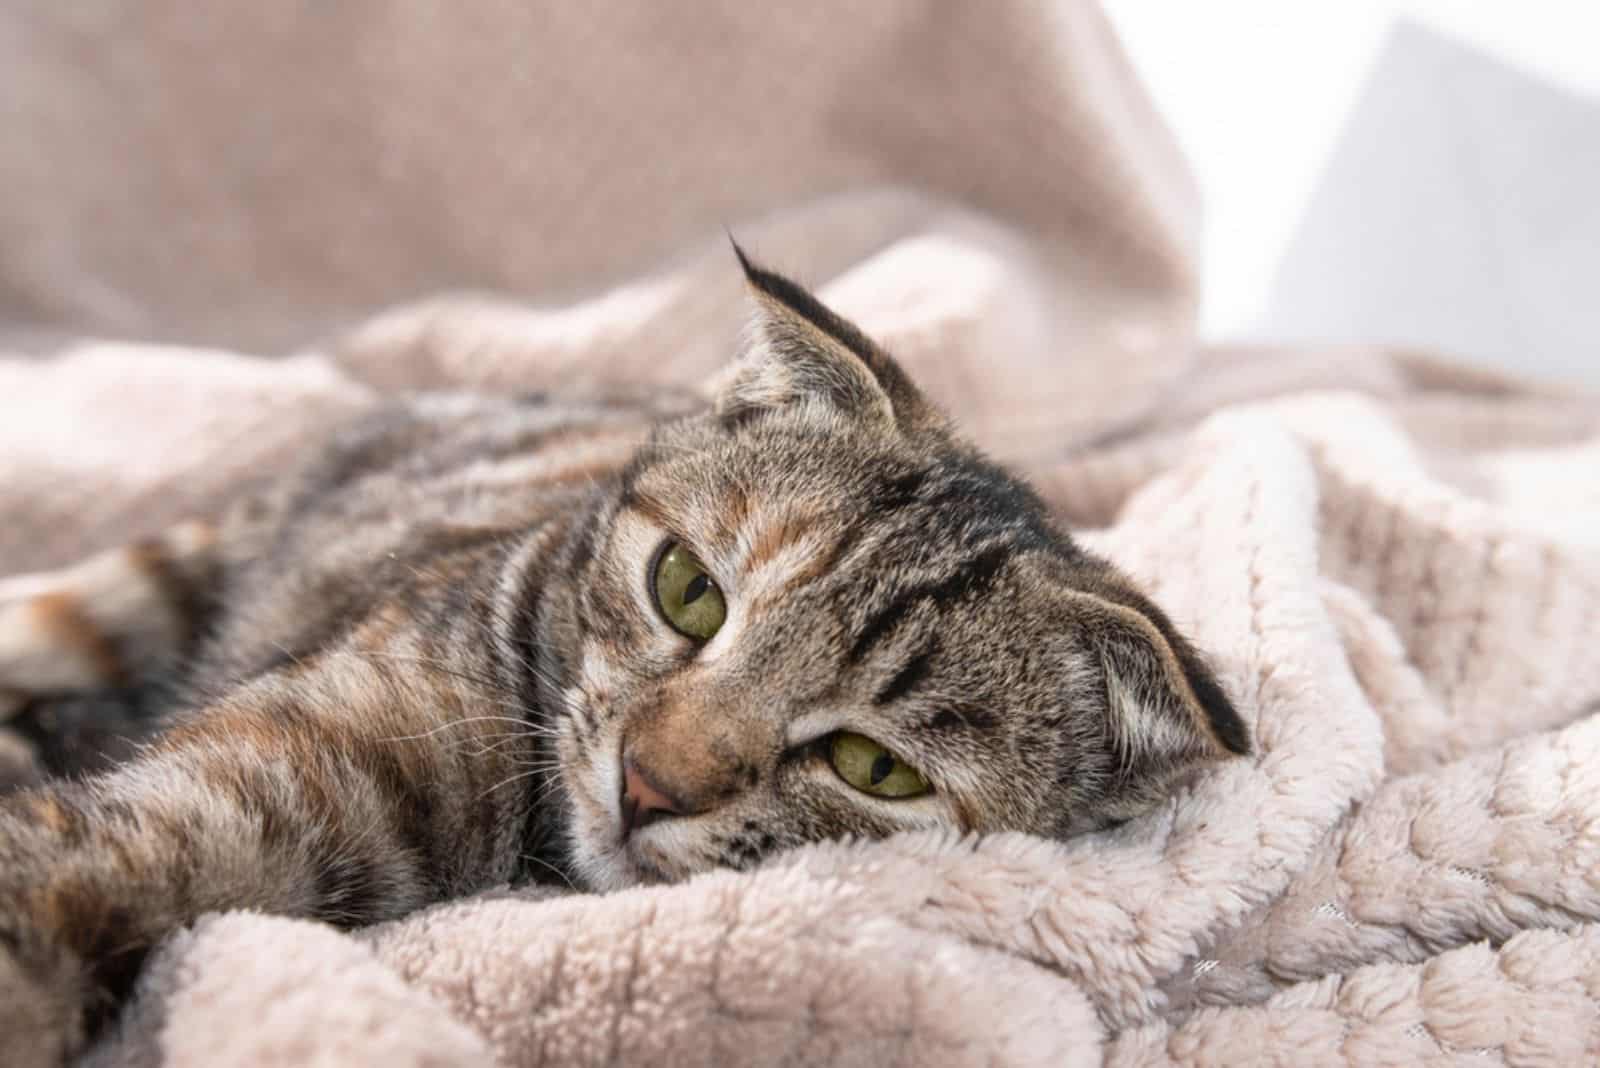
[268,640,308,671]
[343,647,565,715]
[476,738,560,760]
[399,731,560,769]
[526,775,570,811]
[476,766,559,802]
[339,647,519,696]
[504,763,565,779]
[507,750,565,766]
[452,732,545,755]
[469,727,556,742]
[378,714,545,744]
[518,850,577,891]
[490,747,564,766]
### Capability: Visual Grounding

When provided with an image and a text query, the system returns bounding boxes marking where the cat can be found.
[0,249,1249,1064]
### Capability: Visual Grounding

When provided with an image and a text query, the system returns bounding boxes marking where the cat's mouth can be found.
[561,743,689,888]
[610,755,685,880]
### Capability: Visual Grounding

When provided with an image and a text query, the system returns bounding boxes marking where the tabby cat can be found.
[0,251,1249,1064]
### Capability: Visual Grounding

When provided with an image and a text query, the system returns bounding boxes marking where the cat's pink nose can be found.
[620,758,683,838]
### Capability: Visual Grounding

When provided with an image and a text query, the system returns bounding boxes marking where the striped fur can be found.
[0,256,1247,1062]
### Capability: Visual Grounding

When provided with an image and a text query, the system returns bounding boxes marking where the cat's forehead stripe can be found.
[845,542,1016,665]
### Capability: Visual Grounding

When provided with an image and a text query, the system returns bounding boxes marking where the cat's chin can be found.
[572,834,685,892]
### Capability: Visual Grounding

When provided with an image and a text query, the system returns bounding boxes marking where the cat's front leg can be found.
[0,667,531,1065]
[0,792,123,1068]
[0,897,85,1068]
[0,779,254,1064]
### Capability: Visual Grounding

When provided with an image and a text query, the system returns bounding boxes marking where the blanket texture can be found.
[3,3,1599,1065]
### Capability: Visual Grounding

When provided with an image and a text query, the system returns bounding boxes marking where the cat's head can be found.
[549,249,1249,890]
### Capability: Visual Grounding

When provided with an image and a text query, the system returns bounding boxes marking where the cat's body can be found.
[0,256,1248,1065]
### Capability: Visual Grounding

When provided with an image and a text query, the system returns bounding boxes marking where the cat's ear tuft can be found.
[1064,585,1250,806]
[715,244,938,433]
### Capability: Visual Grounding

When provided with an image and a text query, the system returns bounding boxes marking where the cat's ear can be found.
[714,243,940,434]
[1065,585,1250,798]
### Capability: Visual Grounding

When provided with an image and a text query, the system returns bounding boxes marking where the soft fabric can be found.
[3,2,1600,1065]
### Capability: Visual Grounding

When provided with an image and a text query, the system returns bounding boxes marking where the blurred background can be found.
[2,1,1595,399]
[1107,0,1600,386]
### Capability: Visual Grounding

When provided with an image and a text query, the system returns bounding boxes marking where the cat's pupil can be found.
[869,754,895,786]
[682,573,710,606]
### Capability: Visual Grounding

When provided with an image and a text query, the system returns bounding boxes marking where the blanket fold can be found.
[3,2,1598,1065]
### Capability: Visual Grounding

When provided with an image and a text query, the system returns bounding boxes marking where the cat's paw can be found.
[0,571,119,717]
[0,524,217,718]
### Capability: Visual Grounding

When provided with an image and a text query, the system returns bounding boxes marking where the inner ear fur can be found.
[714,244,942,434]
[1063,584,1251,784]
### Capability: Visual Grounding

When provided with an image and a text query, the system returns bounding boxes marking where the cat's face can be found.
[551,254,1249,890]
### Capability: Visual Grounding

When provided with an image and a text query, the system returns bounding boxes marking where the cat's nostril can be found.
[620,758,683,838]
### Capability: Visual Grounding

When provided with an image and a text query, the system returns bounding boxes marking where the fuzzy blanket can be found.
[4,3,1600,1065]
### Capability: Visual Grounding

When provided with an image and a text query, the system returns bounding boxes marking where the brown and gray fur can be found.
[0,253,1248,1065]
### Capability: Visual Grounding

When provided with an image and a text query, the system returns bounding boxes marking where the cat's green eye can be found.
[652,542,727,641]
[829,732,930,799]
